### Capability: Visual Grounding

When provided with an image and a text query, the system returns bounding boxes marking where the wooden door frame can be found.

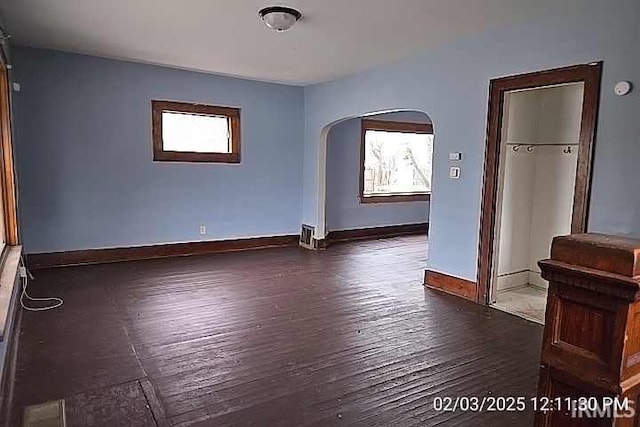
[476,62,602,305]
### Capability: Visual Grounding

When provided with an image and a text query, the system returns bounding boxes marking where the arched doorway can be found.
[319,110,434,250]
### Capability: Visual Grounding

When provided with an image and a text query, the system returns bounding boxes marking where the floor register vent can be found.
[300,224,315,249]
[22,399,66,427]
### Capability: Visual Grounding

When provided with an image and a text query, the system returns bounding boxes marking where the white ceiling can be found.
[0,0,581,85]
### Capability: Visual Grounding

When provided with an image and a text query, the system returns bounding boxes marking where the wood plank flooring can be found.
[9,235,543,426]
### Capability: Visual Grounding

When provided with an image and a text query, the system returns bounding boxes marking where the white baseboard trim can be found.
[497,269,549,291]
[528,270,548,289]
[496,270,529,291]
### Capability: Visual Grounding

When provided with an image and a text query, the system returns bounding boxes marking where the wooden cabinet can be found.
[536,233,640,426]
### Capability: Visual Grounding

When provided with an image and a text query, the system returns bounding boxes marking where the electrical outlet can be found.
[199,225,207,235]
[19,266,27,278]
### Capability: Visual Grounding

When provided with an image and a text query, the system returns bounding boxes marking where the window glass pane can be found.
[0,68,6,247]
[162,112,230,153]
[363,130,433,195]
[0,144,4,249]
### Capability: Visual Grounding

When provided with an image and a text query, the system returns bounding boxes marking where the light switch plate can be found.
[449,167,461,179]
[449,152,462,161]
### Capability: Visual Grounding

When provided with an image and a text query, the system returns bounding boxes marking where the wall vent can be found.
[299,224,315,249]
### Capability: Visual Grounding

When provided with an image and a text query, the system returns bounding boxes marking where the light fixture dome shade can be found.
[259,6,302,32]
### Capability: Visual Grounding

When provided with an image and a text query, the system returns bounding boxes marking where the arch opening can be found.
[317,109,435,241]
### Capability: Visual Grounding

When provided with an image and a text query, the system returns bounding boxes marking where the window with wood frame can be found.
[0,61,19,251]
[152,100,241,163]
[360,119,433,204]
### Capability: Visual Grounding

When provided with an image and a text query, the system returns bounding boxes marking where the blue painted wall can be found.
[12,47,305,254]
[303,0,640,284]
[9,0,640,288]
[326,111,431,231]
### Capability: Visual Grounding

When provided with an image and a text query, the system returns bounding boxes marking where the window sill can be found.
[0,246,21,341]
[153,152,241,163]
[360,193,431,204]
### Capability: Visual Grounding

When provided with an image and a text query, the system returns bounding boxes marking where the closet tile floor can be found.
[493,285,547,324]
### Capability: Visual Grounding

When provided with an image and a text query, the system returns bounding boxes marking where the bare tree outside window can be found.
[362,124,433,203]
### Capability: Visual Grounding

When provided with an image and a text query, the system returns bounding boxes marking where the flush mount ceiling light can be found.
[258,6,302,32]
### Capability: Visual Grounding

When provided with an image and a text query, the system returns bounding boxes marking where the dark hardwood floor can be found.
[9,235,543,426]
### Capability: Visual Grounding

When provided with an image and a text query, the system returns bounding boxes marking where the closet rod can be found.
[505,143,579,146]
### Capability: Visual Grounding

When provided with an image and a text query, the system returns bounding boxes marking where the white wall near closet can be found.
[505,83,584,145]
[496,83,583,291]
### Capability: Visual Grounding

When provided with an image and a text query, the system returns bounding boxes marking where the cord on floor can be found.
[19,256,63,312]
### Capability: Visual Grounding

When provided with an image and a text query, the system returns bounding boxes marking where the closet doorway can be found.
[477,63,602,323]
